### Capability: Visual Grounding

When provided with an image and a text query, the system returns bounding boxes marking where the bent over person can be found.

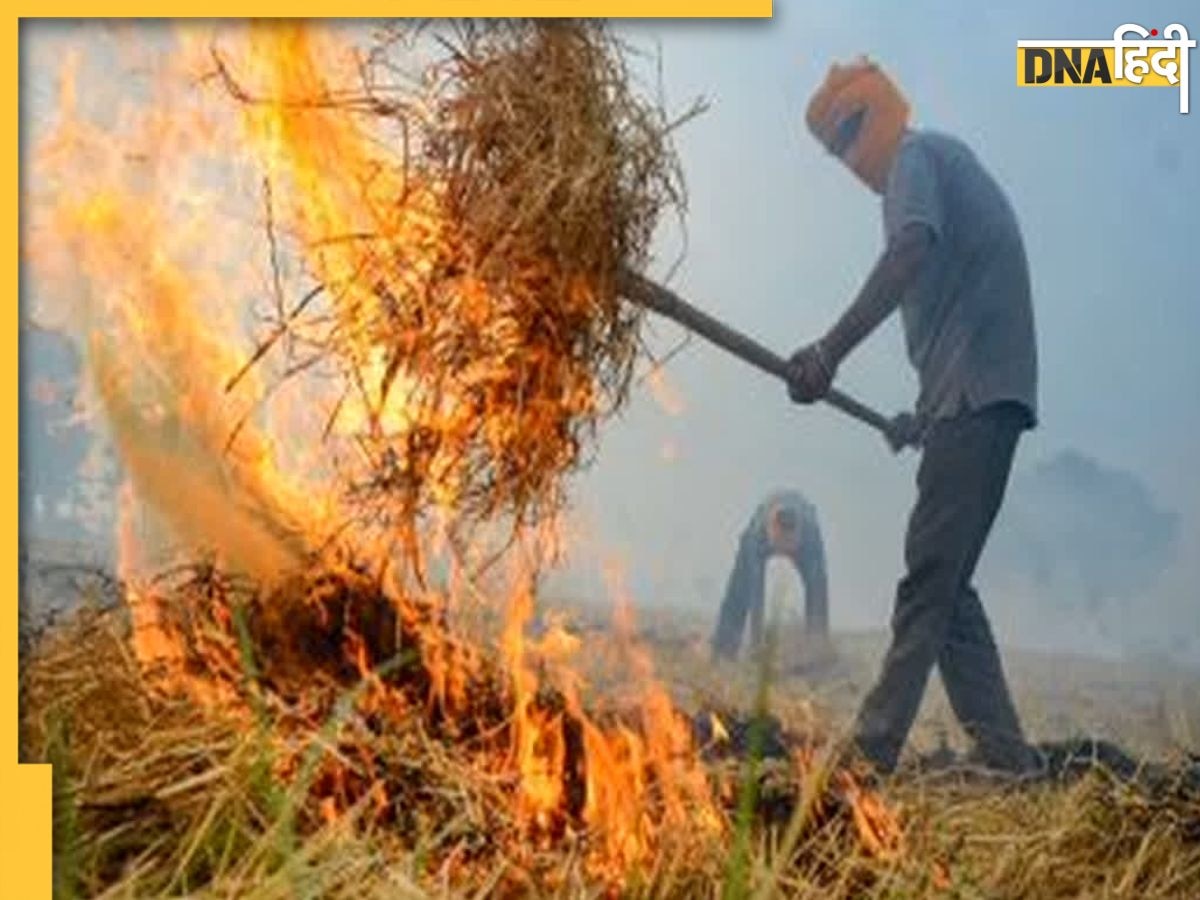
[786,59,1040,774]
[711,489,830,662]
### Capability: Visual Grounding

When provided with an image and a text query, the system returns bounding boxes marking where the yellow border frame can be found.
[6,5,770,897]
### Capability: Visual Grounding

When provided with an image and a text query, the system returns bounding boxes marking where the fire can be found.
[502,577,570,832]
[494,551,724,872]
[835,769,905,861]
[646,364,686,417]
[26,19,903,889]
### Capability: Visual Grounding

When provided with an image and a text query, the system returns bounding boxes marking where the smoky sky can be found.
[18,8,1200,667]
[986,450,1180,601]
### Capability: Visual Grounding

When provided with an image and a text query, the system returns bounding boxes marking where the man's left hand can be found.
[884,411,925,453]
[786,341,837,404]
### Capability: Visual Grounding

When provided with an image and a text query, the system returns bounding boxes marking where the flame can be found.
[645,365,686,417]
[931,859,952,891]
[26,20,900,886]
[29,21,716,873]
[708,712,730,746]
[29,23,331,592]
[502,574,569,832]
[489,549,727,872]
[835,769,904,861]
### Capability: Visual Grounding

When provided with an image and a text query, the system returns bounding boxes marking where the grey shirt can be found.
[883,129,1038,426]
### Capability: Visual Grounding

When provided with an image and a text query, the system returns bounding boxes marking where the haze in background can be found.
[557,2,1199,666]
[19,6,1200,665]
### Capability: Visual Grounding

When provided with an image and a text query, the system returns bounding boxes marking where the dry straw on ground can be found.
[21,582,894,898]
[21,596,1200,899]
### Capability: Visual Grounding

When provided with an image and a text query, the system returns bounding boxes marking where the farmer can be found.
[710,489,831,664]
[786,59,1039,774]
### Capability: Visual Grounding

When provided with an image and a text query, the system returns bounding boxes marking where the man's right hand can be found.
[786,341,837,404]
[884,411,924,453]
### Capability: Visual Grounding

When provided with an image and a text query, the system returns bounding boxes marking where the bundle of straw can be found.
[226,20,701,539]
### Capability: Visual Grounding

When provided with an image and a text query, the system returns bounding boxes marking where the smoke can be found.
[19,324,115,557]
[982,449,1188,663]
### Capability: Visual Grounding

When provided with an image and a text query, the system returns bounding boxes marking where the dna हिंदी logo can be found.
[1017,23,1195,113]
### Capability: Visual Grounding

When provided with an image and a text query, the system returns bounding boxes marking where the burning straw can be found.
[22,18,1200,897]
[20,585,908,897]
[216,20,703,549]
[23,18,911,896]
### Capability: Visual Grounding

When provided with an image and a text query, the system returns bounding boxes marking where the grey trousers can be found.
[854,401,1034,773]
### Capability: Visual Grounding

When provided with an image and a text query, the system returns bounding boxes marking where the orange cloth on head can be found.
[805,59,910,193]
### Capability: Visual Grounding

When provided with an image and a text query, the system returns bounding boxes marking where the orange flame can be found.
[645,365,686,417]
[26,21,897,885]
[835,769,905,861]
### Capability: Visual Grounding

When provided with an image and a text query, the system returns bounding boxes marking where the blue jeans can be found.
[711,528,829,661]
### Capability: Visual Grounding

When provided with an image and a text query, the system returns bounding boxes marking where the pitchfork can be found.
[618,270,910,448]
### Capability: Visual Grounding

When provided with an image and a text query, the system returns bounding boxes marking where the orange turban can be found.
[806,59,910,193]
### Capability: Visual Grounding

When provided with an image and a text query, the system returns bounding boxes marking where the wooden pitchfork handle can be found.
[618,270,895,440]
